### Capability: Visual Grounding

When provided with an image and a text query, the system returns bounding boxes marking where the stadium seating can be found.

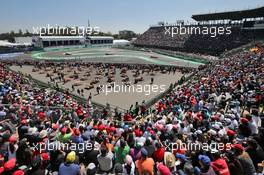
[133,24,262,56]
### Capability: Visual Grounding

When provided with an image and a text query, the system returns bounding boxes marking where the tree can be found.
[106,31,112,35]
[10,30,15,36]
[18,29,23,36]
[25,29,30,36]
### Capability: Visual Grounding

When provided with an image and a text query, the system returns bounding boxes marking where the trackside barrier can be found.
[115,46,209,64]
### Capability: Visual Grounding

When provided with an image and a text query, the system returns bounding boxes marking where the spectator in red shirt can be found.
[211,152,230,175]
[153,142,165,162]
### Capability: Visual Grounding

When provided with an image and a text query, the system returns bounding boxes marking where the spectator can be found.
[136,148,155,175]
[198,155,216,175]
[97,145,114,173]
[59,151,80,175]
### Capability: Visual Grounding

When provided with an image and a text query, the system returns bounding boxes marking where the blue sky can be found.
[0,0,263,34]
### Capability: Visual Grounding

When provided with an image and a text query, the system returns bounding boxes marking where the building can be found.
[33,36,113,48]
[88,36,113,45]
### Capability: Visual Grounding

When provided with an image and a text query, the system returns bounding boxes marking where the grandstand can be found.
[133,6,264,56]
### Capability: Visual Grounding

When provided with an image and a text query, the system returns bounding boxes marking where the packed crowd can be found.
[133,26,188,49]
[0,47,263,175]
[183,27,253,56]
[134,25,258,56]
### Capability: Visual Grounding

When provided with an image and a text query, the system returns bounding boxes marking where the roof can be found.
[113,39,130,45]
[0,40,25,47]
[87,36,113,40]
[192,6,264,21]
[39,36,85,41]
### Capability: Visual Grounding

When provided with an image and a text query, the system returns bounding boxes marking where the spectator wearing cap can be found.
[226,129,236,141]
[59,151,80,175]
[71,129,84,144]
[238,118,251,137]
[56,127,72,143]
[134,126,143,137]
[232,143,256,175]
[39,129,48,142]
[7,135,18,160]
[136,148,155,175]
[211,151,230,175]
[12,170,25,175]
[86,163,96,175]
[97,145,114,173]
[40,152,50,168]
[175,153,188,171]
[114,139,130,164]
[198,155,216,175]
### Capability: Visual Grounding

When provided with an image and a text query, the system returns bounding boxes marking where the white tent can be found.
[0,40,29,47]
[113,39,130,46]
[14,37,33,46]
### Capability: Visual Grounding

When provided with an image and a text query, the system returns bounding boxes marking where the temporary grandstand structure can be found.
[192,6,264,21]
[134,6,264,56]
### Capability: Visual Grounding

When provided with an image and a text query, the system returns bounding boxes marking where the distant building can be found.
[33,36,113,48]
[88,36,113,45]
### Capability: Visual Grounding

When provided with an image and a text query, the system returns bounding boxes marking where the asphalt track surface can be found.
[31,46,204,68]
